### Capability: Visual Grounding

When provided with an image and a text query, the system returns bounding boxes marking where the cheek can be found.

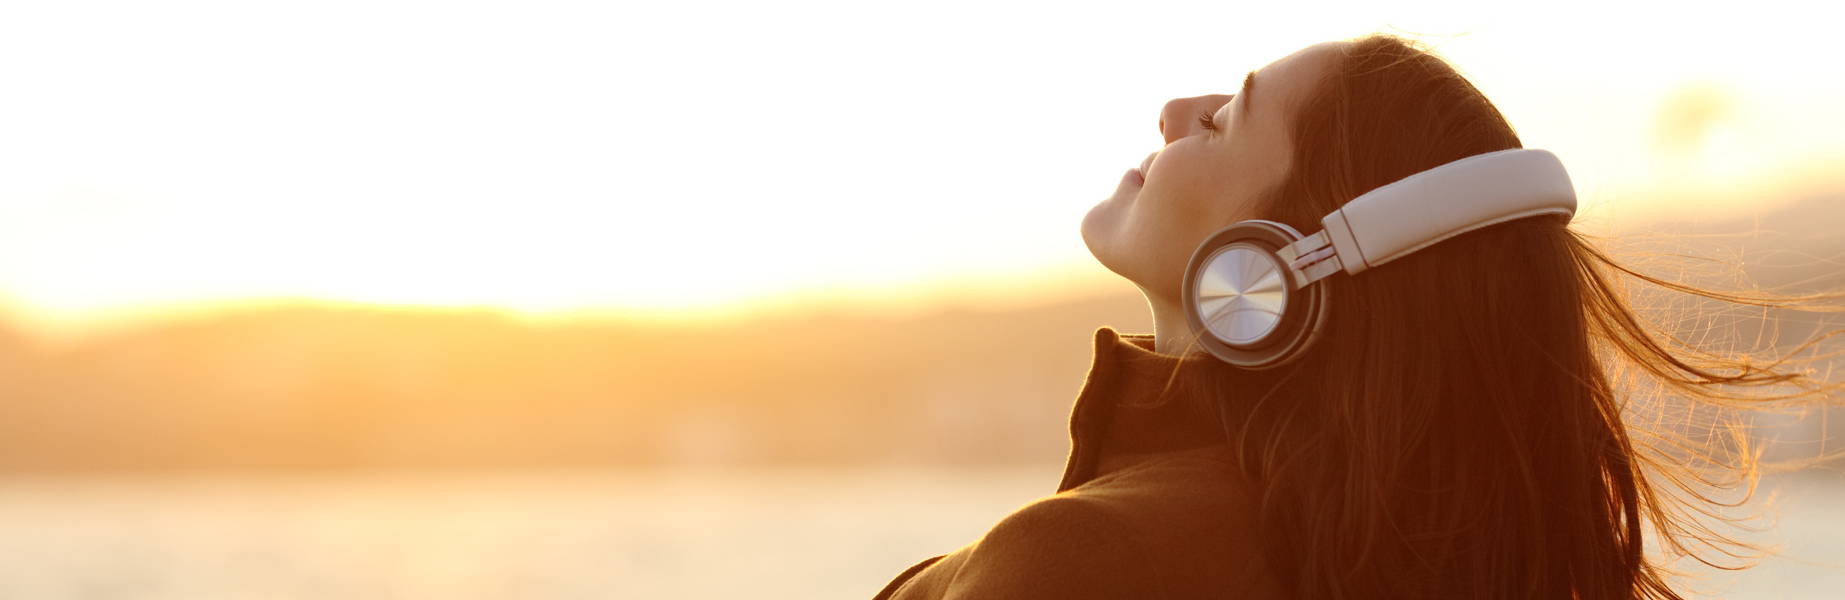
[1143,144,1232,207]
[1125,180,1215,289]
[1143,146,1269,285]
[1147,149,1236,228]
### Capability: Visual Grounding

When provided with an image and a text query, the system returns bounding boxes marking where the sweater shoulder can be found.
[1074,447,1247,506]
[945,494,1169,599]
[1060,449,1286,599]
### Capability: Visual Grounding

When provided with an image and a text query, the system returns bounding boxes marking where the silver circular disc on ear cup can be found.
[1182,220,1330,369]
[1194,244,1289,345]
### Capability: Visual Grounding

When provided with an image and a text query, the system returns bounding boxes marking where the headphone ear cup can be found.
[1182,220,1330,369]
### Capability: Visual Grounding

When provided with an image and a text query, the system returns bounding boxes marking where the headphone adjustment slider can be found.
[1274,230,1342,288]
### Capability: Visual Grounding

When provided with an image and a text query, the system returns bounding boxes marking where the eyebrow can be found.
[1238,70,1256,118]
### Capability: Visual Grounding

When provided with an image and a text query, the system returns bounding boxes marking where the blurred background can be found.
[2,0,1843,598]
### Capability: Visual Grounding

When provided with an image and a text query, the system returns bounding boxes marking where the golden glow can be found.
[1,1,1840,331]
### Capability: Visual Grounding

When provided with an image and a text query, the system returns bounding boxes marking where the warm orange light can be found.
[1,1,1838,331]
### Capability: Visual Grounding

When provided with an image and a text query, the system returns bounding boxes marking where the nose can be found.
[1158,94,1235,145]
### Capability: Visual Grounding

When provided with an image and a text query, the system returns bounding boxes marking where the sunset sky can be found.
[2,0,1840,334]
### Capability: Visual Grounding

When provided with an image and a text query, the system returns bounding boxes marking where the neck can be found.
[1141,289,1194,356]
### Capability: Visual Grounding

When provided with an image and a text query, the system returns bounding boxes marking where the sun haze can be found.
[1,1,1840,336]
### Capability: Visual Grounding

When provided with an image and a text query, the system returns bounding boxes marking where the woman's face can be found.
[1082,41,1344,305]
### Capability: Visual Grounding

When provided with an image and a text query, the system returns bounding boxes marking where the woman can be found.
[873,35,1841,599]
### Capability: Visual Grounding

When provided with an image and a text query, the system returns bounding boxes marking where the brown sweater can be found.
[873,327,1283,599]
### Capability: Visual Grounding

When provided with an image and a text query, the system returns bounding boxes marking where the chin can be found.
[1083,190,1129,228]
[1080,203,1110,256]
[1079,222,1126,280]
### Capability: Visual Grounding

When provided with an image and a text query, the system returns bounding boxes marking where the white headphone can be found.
[1180,148,1577,368]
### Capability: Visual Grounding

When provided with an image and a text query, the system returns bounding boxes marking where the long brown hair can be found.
[1157,35,1845,598]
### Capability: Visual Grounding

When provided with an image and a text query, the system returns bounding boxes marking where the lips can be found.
[1137,152,1157,179]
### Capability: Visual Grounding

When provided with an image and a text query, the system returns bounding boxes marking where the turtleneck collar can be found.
[1056,326,1230,493]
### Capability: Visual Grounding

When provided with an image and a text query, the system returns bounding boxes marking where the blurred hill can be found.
[0,290,1152,472]
[0,191,1840,473]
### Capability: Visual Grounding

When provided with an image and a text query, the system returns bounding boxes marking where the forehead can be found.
[1241,41,1346,118]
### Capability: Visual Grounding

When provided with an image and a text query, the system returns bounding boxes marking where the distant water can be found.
[0,467,1839,599]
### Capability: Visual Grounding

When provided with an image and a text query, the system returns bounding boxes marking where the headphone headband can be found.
[1277,148,1576,287]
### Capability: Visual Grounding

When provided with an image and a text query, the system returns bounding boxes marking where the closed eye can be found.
[1196,110,1217,132]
